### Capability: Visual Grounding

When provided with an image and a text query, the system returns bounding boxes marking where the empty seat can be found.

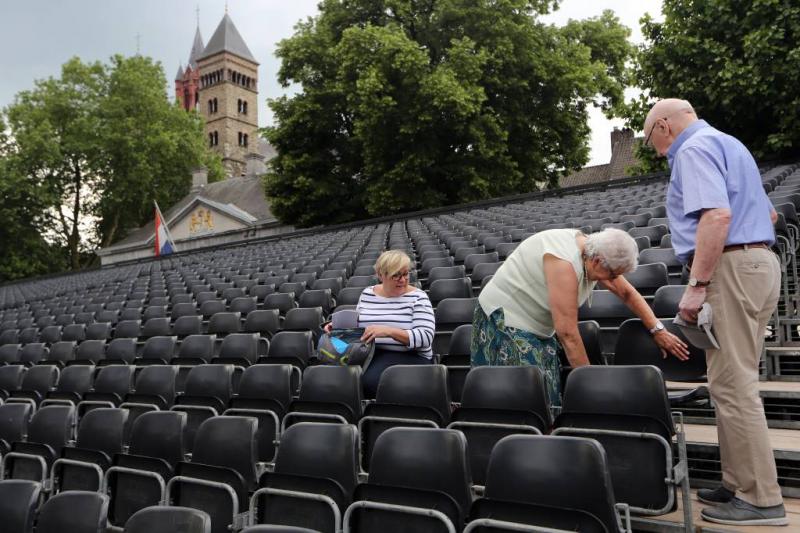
[174,334,217,365]
[360,365,451,472]
[428,278,473,306]
[652,285,686,318]
[639,247,685,284]
[623,262,669,297]
[200,300,226,319]
[42,364,94,406]
[124,365,178,411]
[39,325,62,344]
[227,364,294,462]
[36,490,109,533]
[114,320,142,339]
[208,311,242,335]
[345,276,375,289]
[106,411,188,527]
[0,403,32,455]
[262,330,314,370]
[79,364,135,414]
[143,305,168,322]
[334,287,364,307]
[106,337,138,364]
[346,427,471,533]
[0,479,40,533]
[427,265,467,285]
[578,290,635,355]
[299,289,334,316]
[172,365,234,450]
[4,404,75,484]
[215,332,264,366]
[174,315,203,337]
[141,317,171,338]
[553,365,690,523]
[251,423,359,533]
[230,296,258,316]
[0,365,25,399]
[312,277,343,297]
[8,364,59,406]
[0,343,21,364]
[283,307,323,341]
[86,321,113,340]
[264,293,297,315]
[449,366,550,485]
[124,506,211,533]
[286,366,363,428]
[439,323,471,401]
[169,416,258,533]
[467,434,627,533]
[244,309,281,339]
[172,303,199,320]
[61,323,87,342]
[629,225,669,246]
[433,298,477,355]
[139,335,178,365]
[52,407,129,493]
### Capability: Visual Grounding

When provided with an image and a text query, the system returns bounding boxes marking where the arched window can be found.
[243,134,248,148]
[213,98,218,113]
[238,132,242,146]
[208,100,213,114]
[213,131,219,146]
[242,101,248,115]
[208,132,214,147]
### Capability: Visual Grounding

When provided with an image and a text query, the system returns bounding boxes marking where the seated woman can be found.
[356,250,435,398]
[472,228,689,406]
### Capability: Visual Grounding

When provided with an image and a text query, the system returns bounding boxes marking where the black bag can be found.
[317,327,375,367]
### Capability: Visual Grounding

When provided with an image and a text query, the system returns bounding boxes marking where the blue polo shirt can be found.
[666,120,775,264]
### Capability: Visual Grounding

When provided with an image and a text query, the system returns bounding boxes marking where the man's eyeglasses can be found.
[390,271,411,281]
[644,120,659,147]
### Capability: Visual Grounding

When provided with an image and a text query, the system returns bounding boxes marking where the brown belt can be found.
[687,242,769,268]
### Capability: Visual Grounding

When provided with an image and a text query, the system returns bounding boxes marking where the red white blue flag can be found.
[154,201,176,256]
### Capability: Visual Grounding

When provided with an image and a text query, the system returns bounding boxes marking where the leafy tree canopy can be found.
[265,0,633,227]
[625,0,800,174]
[0,55,222,280]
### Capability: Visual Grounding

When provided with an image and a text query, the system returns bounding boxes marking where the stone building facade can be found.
[175,14,259,177]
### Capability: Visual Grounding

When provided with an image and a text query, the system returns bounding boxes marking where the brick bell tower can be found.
[195,13,259,177]
[175,25,205,111]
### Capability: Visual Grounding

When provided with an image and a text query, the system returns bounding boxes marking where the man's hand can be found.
[678,286,707,323]
[653,329,690,361]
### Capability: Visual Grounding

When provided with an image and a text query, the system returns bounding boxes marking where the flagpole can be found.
[154,200,179,252]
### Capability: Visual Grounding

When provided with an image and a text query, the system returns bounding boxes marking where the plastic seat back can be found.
[244,310,280,338]
[482,435,620,533]
[0,403,32,453]
[266,331,314,368]
[128,410,186,467]
[208,312,242,335]
[75,339,107,365]
[614,319,706,382]
[291,366,363,424]
[218,333,261,365]
[124,506,211,533]
[142,318,172,338]
[106,338,137,364]
[36,490,109,533]
[0,479,40,533]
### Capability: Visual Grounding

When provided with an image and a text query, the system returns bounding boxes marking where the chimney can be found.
[610,127,633,148]
[191,166,208,191]
[245,152,267,177]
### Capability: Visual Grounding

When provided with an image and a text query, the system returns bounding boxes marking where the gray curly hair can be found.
[584,228,639,273]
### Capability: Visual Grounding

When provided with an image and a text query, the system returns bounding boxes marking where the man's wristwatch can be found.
[688,277,711,288]
[649,321,665,335]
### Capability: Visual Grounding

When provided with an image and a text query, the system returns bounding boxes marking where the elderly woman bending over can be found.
[472,228,688,405]
[356,250,435,398]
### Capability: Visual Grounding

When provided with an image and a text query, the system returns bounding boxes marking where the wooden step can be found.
[640,489,800,532]
[683,424,800,453]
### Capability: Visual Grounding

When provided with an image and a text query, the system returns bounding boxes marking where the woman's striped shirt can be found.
[356,286,435,359]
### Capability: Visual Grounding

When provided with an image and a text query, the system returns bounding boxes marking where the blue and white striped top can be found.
[356,286,435,359]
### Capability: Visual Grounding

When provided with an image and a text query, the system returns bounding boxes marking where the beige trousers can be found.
[704,247,782,507]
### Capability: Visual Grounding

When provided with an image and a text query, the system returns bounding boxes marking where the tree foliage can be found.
[265,0,633,227]
[625,0,800,174]
[0,55,221,279]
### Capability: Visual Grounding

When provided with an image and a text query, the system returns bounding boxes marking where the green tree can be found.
[265,1,633,227]
[625,0,800,173]
[1,55,222,274]
[95,54,224,248]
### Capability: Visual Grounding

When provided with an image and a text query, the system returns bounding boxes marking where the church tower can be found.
[174,26,205,111]
[195,14,259,177]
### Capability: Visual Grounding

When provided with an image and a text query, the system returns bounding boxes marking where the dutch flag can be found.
[154,201,177,256]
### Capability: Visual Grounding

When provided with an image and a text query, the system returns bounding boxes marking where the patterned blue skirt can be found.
[470,306,563,407]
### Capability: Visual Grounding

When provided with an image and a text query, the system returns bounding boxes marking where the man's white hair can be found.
[584,228,639,273]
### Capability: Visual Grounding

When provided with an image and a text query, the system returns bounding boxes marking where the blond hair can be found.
[374,250,412,277]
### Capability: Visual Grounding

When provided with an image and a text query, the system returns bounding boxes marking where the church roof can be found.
[187,27,205,69]
[174,64,184,81]
[198,13,258,64]
[110,176,276,248]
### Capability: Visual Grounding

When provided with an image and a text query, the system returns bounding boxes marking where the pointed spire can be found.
[198,13,258,64]
[175,63,184,81]
[187,26,205,69]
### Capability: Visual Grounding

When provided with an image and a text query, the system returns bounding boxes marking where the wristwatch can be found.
[649,321,665,335]
[688,277,711,287]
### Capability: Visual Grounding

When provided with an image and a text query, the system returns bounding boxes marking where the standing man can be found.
[644,98,786,526]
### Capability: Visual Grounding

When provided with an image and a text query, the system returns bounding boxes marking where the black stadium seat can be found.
[124,506,211,533]
[35,490,109,533]
[0,479,40,533]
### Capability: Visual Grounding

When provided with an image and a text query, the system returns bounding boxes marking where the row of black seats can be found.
[0,364,689,533]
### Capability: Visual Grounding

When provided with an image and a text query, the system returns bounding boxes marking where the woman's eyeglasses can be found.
[390,271,411,280]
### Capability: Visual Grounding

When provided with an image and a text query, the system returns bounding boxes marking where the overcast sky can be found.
[0,0,662,166]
